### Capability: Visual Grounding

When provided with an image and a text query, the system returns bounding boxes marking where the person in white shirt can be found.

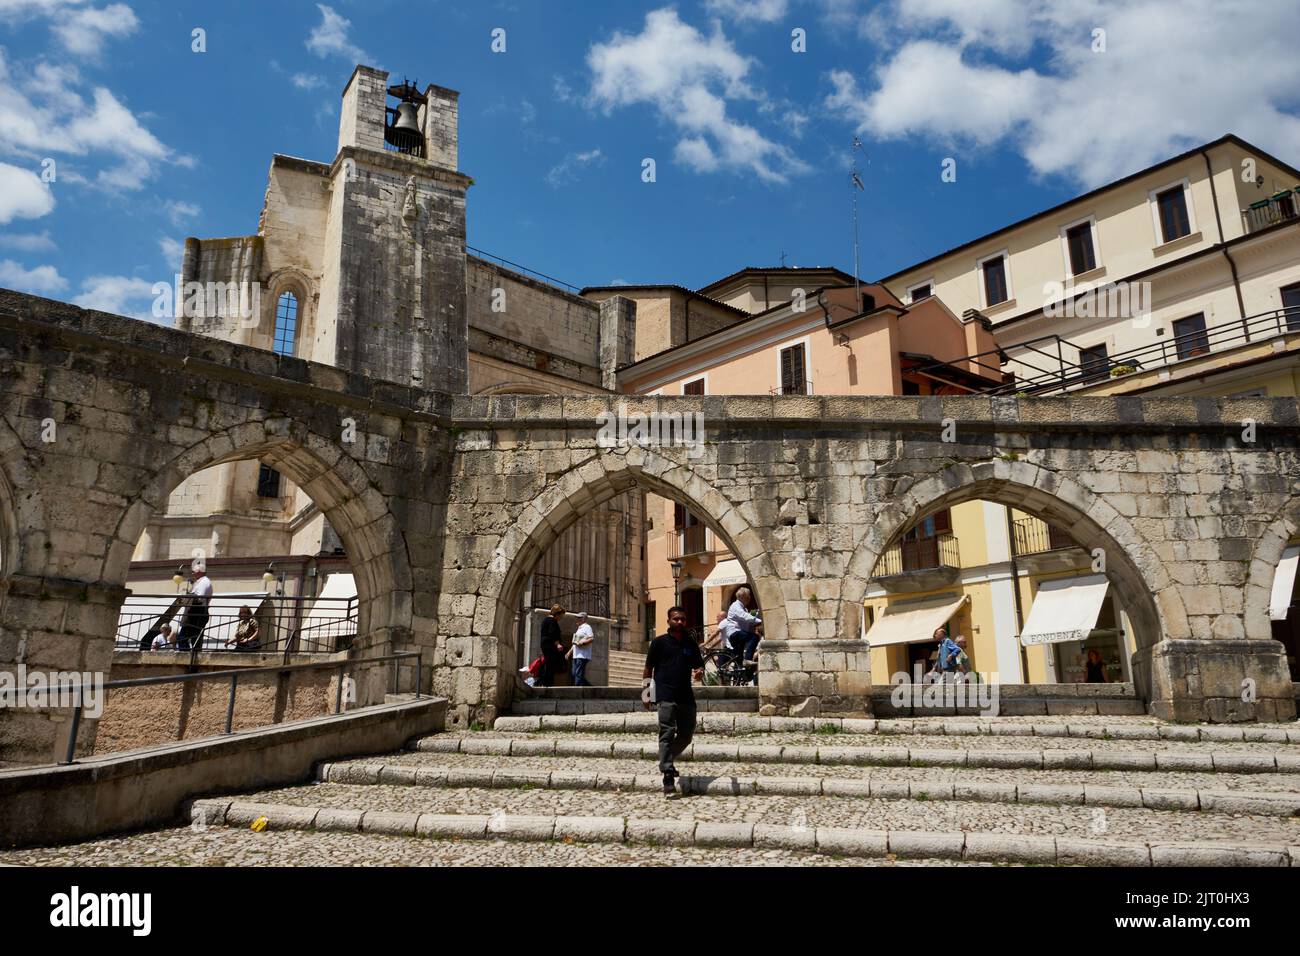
[178,559,213,651]
[151,623,174,650]
[570,611,596,686]
[727,587,762,672]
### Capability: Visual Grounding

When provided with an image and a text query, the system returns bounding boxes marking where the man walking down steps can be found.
[642,605,704,799]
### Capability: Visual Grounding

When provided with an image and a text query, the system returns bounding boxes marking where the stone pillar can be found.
[599,296,636,391]
[1137,639,1296,723]
[756,639,872,717]
[337,65,388,153]
[0,575,125,764]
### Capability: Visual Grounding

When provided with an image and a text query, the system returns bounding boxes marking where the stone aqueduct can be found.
[1,294,1299,760]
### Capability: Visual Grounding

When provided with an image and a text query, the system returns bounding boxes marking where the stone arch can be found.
[475,382,556,397]
[478,446,782,700]
[108,417,413,650]
[1244,496,1300,641]
[838,458,1182,660]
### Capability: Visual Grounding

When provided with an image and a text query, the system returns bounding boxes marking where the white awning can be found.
[702,559,748,589]
[1019,574,1109,646]
[1270,546,1300,621]
[298,573,358,644]
[865,594,969,648]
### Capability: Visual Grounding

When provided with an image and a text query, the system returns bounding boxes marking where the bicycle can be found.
[700,641,752,686]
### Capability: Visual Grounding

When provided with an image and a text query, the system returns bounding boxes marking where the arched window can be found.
[273,291,298,357]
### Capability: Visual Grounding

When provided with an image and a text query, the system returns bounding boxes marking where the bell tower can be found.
[316,65,470,392]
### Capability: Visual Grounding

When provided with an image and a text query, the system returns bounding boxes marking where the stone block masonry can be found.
[756,639,871,716]
[1,295,1299,764]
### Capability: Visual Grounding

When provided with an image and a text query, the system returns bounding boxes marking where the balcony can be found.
[934,304,1300,397]
[1011,516,1087,573]
[1242,190,1299,235]
[872,532,960,592]
[1012,517,1075,556]
[530,572,610,618]
[668,522,709,560]
[770,379,814,396]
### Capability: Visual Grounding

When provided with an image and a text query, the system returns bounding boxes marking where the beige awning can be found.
[1270,546,1300,621]
[865,594,969,648]
[1019,573,1109,646]
[702,559,748,589]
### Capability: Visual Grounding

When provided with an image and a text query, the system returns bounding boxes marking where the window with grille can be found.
[1065,222,1097,275]
[909,283,931,302]
[273,291,298,357]
[257,464,282,499]
[1282,283,1300,331]
[1156,186,1191,243]
[779,343,806,394]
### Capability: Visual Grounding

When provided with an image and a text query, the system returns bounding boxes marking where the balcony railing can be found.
[918,305,1300,397]
[1012,517,1075,556]
[875,532,960,577]
[116,594,358,655]
[669,523,709,559]
[771,379,814,396]
[530,572,610,618]
[1242,190,1299,234]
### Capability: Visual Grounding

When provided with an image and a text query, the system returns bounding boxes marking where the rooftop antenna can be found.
[779,250,788,268]
[850,136,867,311]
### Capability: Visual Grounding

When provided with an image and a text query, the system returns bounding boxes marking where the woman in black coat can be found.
[538,604,567,686]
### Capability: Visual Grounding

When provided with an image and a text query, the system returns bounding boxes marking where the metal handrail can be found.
[914,305,1300,396]
[55,650,424,765]
[465,245,581,293]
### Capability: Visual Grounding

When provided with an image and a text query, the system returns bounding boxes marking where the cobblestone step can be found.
[316,760,1300,816]
[494,713,1300,745]
[186,797,1300,867]
[410,734,1300,774]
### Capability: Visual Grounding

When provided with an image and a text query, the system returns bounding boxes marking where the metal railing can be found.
[466,245,581,293]
[530,572,610,618]
[1242,190,1299,234]
[116,594,358,656]
[771,379,814,395]
[1012,517,1076,555]
[925,305,1300,397]
[875,532,960,576]
[669,523,709,559]
[55,650,423,765]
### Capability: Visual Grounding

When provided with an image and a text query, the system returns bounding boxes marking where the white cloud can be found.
[0,161,55,223]
[825,0,1300,189]
[291,73,324,91]
[306,4,371,63]
[0,258,66,295]
[158,235,183,266]
[0,53,183,191]
[164,199,199,227]
[51,2,137,55]
[0,229,55,251]
[705,0,789,23]
[586,8,808,184]
[546,148,604,188]
[72,273,156,317]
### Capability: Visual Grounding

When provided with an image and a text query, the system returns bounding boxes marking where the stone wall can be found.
[757,639,872,717]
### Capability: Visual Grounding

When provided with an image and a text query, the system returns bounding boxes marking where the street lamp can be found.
[670,559,683,609]
[172,564,188,592]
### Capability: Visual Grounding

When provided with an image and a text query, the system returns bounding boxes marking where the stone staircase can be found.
[606,650,645,688]
[158,713,1300,868]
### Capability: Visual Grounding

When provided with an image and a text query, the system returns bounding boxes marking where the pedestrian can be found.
[726,586,762,670]
[227,605,261,651]
[934,626,962,681]
[176,559,212,651]
[569,611,595,686]
[643,605,704,799]
[537,603,567,687]
[1085,648,1108,683]
[151,623,173,650]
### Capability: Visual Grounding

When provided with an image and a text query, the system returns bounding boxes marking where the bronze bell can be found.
[392,101,421,134]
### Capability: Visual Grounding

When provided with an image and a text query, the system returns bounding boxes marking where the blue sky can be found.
[1,0,1299,317]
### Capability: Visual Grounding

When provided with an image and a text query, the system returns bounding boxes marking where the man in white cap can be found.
[177,558,213,651]
[570,611,595,686]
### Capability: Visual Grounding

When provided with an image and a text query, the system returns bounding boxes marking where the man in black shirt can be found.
[537,603,567,687]
[643,606,703,798]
